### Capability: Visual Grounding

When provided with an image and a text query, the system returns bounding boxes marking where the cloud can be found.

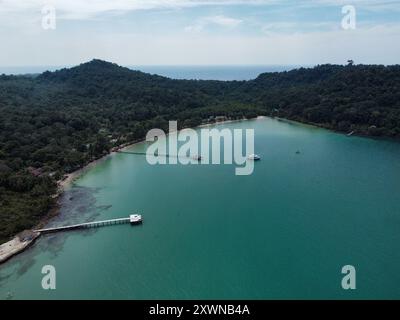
[0,0,276,20]
[0,0,398,25]
[206,15,243,27]
[1,22,399,66]
[0,0,398,66]
[185,15,242,32]
[260,21,340,35]
[302,0,400,12]
[0,0,400,18]
[1,0,399,20]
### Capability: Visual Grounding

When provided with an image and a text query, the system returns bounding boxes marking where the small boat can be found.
[129,214,142,225]
[247,154,261,161]
[347,131,354,136]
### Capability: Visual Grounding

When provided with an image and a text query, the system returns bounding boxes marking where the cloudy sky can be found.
[0,0,399,66]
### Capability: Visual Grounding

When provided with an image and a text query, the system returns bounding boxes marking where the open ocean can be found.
[0,65,301,80]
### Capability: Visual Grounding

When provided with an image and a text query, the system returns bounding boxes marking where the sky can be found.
[0,0,399,66]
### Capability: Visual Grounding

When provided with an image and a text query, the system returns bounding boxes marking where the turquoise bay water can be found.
[1,117,400,299]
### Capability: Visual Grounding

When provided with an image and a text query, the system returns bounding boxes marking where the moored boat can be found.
[247,154,261,161]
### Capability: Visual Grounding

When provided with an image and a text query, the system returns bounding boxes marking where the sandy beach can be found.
[0,232,40,264]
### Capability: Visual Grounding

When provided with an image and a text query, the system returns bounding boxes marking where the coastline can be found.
[0,118,256,265]
[0,138,145,265]
[58,138,147,191]
[275,116,400,143]
[1,114,396,265]
[0,116,269,265]
[0,232,40,264]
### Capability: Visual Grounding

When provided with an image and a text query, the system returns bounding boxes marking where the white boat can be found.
[129,214,142,225]
[247,154,261,161]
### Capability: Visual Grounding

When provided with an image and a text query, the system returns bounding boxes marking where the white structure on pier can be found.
[130,214,142,225]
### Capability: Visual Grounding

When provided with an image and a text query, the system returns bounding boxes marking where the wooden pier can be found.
[34,215,142,234]
[116,150,201,161]
[117,150,174,158]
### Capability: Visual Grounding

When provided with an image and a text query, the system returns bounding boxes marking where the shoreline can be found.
[275,116,400,143]
[0,114,357,266]
[0,138,146,265]
[0,231,40,264]
[0,117,258,265]
[54,118,255,193]
[58,138,147,191]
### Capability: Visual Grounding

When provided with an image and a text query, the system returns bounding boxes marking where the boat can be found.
[247,154,261,161]
[129,214,142,225]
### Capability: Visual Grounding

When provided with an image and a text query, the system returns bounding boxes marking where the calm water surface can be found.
[1,118,400,299]
[0,65,299,80]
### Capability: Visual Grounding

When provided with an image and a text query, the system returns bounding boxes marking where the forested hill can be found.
[239,64,400,136]
[1,59,399,243]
